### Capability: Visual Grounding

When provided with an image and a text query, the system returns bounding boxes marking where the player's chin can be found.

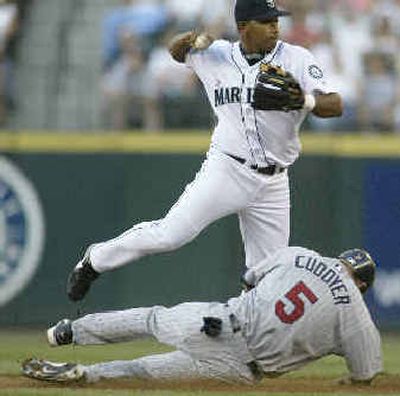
[263,38,277,51]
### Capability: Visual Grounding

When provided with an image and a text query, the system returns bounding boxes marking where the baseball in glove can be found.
[252,64,305,112]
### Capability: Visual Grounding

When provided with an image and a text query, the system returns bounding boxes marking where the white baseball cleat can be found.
[21,358,85,382]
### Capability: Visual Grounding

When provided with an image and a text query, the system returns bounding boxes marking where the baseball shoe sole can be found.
[21,358,84,382]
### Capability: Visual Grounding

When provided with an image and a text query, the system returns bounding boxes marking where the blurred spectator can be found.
[102,0,168,71]
[145,29,198,130]
[357,52,397,132]
[330,5,371,83]
[165,0,205,31]
[283,1,320,48]
[0,0,20,126]
[199,0,236,40]
[367,15,399,54]
[377,0,400,36]
[309,29,359,131]
[101,30,148,130]
[332,0,372,13]
[163,0,235,38]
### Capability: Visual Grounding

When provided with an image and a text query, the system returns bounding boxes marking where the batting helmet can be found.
[338,248,376,293]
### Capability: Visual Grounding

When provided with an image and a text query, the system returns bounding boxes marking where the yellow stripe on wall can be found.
[0,131,211,154]
[0,131,400,158]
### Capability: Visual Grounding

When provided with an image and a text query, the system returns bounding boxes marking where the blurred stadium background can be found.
[2,0,400,131]
[0,0,399,337]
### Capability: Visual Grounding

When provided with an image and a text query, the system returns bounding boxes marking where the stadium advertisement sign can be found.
[365,163,400,327]
[0,156,45,306]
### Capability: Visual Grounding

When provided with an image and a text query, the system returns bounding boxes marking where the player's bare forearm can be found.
[312,93,343,118]
[168,31,197,63]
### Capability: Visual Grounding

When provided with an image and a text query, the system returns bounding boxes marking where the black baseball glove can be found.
[252,64,305,111]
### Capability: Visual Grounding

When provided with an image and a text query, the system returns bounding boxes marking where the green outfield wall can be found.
[0,132,399,327]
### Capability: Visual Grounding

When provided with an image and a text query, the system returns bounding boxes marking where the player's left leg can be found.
[21,352,198,383]
[84,351,204,382]
[239,170,290,269]
[22,350,256,383]
[85,349,257,383]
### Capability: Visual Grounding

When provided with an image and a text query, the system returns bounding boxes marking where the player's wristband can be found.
[303,94,316,112]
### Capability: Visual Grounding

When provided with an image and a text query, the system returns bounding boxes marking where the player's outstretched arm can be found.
[312,92,343,118]
[168,31,214,63]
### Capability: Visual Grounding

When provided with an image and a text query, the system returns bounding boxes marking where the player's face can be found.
[239,18,280,53]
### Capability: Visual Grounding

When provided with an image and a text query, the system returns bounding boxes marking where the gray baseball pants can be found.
[71,302,257,383]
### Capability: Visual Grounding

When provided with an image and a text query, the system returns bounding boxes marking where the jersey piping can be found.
[230,43,257,164]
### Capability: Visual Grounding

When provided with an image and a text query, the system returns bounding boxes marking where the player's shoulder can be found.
[208,39,234,54]
[211,39,233,48]
[189,39,233,62]
[275,246,322,258]
[280,40,314,59]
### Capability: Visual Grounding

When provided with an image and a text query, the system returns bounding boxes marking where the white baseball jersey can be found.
[228,246,383,380]
[186,39,335,167]
[87,39,336,275]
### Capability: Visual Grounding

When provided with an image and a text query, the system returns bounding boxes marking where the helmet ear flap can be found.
[338,249,376,293]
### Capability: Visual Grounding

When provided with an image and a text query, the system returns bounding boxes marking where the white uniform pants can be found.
[72,302,257,383]
[90,147,290,272]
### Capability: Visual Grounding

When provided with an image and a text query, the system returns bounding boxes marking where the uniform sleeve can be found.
[185,43,214,75]
[185,40,227,82]
[299,49,337,95]
[244,247,315,287]
[185,47,203,70]
[340,295,383,381]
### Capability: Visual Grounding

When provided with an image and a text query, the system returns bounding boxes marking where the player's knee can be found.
[157,231,188,251]
[156,221,196,251]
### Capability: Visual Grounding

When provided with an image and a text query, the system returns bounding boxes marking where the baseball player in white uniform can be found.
[66,0,343,302]
[23,247,382,385]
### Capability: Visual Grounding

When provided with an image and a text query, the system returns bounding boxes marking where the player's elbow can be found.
[168,45,186,63]
[168,33,192,63]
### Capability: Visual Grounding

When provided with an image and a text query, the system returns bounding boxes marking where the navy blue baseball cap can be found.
[235,0,290,23]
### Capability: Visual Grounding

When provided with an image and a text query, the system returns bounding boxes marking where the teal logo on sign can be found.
[0,157,45,306]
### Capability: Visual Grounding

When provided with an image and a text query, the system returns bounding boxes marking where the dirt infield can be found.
[1,374,400,393]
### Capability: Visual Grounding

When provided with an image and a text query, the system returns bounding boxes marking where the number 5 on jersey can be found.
[275,281,318,324]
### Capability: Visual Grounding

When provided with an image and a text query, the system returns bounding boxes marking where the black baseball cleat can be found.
[67,250,99,301]
[47,319,73,346]
[22,358,85,382]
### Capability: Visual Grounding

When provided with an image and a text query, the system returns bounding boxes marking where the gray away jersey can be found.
[227,247,382,380]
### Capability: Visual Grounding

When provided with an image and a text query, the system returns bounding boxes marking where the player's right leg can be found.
[67,149,250,301]
[46,307,163,347]
[47,302,219,348]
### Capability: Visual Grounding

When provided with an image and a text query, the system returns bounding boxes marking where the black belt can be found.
[227,153,286,176]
